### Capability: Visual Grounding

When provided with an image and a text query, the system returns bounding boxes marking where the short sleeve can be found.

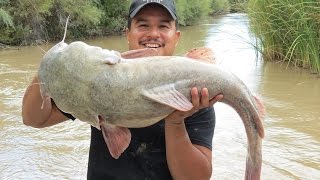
[51,99,76,120]
[59,109,76,120]
[185,107,215,150]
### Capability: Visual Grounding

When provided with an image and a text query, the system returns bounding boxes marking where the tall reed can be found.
[247,0,320,74]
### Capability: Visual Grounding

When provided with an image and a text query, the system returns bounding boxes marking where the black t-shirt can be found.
[61,107,215,180]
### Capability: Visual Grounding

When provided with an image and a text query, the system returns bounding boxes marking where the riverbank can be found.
[0,43,20,50]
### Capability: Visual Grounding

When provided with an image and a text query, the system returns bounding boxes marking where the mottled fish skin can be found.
[38,41,265,180]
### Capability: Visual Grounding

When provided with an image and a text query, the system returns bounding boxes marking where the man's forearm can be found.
[22,76,50,126]
[22,75,69,128]
[165,121,212,180]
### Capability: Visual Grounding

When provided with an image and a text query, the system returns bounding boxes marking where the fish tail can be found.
[245,134,262,180]
[245,157,262,180]
[243,96,263,180]
[220,92,263,179]
[253,96,265,138]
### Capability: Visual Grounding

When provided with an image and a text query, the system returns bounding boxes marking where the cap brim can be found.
[129,3,177,20]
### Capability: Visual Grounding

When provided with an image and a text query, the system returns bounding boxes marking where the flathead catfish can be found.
[38,41,265,179]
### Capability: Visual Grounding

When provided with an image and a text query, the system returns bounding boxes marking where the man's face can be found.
[126,4,180,56]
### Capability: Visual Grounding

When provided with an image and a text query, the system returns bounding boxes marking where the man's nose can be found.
[147,27,160,38]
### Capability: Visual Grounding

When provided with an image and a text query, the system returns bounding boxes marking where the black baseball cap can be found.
[128,0,177,20]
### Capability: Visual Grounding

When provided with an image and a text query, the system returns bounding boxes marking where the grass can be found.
[247,0,320,74]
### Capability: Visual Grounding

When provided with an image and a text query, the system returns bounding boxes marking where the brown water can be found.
[0,13,319,179]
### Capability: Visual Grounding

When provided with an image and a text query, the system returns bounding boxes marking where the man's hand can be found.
[165,87,223,124]
[185,47,216,64]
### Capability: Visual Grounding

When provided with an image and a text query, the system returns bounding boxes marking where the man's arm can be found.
[165,87,223,180]
[22,75,69,128]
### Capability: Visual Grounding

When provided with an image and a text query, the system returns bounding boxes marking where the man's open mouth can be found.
[141,42,163,48]
[145,44,160,48]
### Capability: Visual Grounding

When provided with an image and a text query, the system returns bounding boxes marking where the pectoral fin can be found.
[99,117,131,159]
[142,84,193,111]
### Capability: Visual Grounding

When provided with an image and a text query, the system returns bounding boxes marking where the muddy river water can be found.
[0,13,319,179]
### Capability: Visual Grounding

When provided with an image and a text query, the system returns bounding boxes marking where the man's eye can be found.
[138,24,148,27]
[160,25,170,29]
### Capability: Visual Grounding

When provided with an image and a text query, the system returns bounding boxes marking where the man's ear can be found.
[125,28,130,42]
[176,30,181,39]
[175,30,181,47]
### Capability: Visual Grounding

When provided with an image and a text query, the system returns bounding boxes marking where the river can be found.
[0,13,319,179]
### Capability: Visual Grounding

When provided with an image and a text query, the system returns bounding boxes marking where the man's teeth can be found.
[145,44,160,48]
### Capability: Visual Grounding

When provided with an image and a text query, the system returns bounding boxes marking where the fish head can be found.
[43,42,68,60]
[38,42,68,106]
[69,41,122,65]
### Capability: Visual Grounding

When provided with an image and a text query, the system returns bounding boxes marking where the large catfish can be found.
[38,40,265,179]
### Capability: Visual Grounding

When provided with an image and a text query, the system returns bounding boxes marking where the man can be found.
[22,0,223,179]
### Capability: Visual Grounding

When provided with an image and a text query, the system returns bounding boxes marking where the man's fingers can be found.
[191,87,200,110]
[200,88,209,107]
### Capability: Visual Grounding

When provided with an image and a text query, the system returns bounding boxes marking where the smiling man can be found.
[126,0,180,56]
[22,0,222,179]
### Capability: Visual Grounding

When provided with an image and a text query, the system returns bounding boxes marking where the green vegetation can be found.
[229,0,248,12]
[0,0,130,45]
[248,0,320,73]
[0,0,238,46]
[95,0,130,34]
[175,0,229,25]
[176,0,210,26]
[210,0,230,15]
